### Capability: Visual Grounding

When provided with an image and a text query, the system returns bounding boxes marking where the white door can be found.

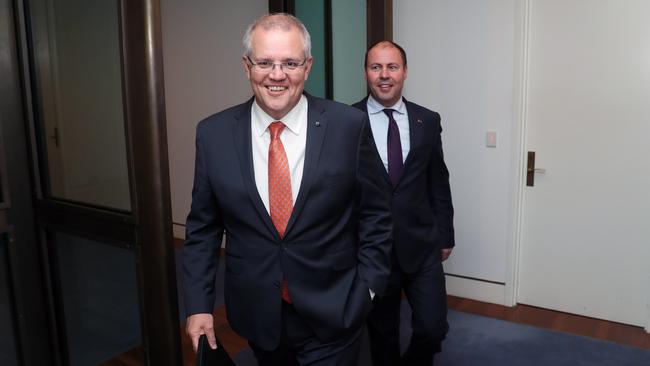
[517,0,650,327]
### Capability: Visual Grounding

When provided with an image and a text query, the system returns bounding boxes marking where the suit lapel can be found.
[356,97,391,186]
[400,98,426,186]
[283,95,327,238]
[233,98,278,238]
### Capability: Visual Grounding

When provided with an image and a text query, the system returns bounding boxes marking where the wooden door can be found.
[517,0,650,327]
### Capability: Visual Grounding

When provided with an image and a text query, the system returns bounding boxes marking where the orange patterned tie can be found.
[268,121,293,303]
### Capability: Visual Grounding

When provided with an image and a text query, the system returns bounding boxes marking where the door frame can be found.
[269,0,393,47]
[1,0,54,363]
[120,1,183,362]
[504,0,529,310]
[507,0,650,333]
[269,0,392,100]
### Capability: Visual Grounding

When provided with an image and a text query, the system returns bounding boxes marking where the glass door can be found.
[0,0,181,364]
[270,0,390,104]
[27,0,131,210]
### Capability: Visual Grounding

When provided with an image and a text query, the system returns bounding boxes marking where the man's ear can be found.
[303,57,314,81]
[242,55,251,80]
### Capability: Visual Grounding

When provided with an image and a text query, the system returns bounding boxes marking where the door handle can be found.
[526,151,546,186]
[49,126,60,147]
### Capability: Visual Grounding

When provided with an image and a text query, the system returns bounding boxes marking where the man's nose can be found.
[379,67,389,78]
[268,64,287,79]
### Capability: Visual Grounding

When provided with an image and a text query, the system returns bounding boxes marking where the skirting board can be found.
[445,275,506,306]
[173,223,185,239]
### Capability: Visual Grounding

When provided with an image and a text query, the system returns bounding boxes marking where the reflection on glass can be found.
[296,0,327,98]
[28,0,130,210]
[331,0,366,104]
[294,0,367,103]
[53,232,141,365]
[0,237,18,366]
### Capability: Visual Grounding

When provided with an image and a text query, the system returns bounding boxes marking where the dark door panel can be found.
[1,0,180,364]
[0,233,19,366]
[1,0,56,363]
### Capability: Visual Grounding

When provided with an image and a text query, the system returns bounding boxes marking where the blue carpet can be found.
[434,309,650,365]
[231,302,650,365]
[177,251,650,366]
[178,255,650,365]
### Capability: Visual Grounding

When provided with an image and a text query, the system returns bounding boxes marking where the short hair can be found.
[243,13,312,59]
[364,41,408,69]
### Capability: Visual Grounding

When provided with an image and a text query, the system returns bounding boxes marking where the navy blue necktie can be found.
[383,109,403,186]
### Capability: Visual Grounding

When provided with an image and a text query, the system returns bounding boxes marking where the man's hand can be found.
[186,313,217,352]
[441,248,453,261]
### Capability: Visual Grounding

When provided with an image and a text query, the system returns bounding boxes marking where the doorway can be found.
[270,0,391,104]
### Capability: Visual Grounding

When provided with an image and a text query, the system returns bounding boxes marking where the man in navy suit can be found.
[183,14,392,366]
[353,41,455,366]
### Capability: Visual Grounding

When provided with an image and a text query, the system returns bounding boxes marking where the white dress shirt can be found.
[366,95,410,171]
[251,95,308,213]
[252,95,376,299]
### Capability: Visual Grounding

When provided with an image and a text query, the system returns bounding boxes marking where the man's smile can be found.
[266,85,288,92]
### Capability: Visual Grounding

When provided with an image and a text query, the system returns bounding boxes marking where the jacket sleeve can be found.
[182,123,224,316]
[428,113,455,249]
[354,115,393,297]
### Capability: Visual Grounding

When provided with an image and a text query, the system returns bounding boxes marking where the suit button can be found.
[281,245,287,251]
[392,191,398,196]
[273,281,280,288]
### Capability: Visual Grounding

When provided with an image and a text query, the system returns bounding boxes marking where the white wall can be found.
[394,0,518,304]
[161,0,267,238]
[163,1,521,305]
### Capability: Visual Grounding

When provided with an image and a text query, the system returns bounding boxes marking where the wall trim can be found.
[172,222,185,239]
[645,303,650,333]
[367,0,392,45]
[445,275,506,306]
[505,0,531,308]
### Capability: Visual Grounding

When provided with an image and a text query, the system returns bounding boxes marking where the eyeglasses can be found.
[246,56,307,73]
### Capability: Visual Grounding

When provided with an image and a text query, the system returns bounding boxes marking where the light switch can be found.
[486,131,497,148]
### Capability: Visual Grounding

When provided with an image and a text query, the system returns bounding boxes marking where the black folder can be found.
[196,334,236,366]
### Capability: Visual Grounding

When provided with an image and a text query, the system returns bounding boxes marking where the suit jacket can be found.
[183,94,392,350]
[353,97,454,274]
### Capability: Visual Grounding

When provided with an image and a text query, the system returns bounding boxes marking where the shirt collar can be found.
[367,95,406,116]
[252,95,307,137]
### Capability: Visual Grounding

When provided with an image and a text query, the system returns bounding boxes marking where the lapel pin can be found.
[417,118,423,124]
[315,121,321,127]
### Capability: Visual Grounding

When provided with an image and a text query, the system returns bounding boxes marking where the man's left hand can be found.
[441,248,453,261]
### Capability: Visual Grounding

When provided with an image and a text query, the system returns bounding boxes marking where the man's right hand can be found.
[186,313,217,352]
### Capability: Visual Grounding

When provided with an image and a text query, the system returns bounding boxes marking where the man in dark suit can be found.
[183,14,392,366]
[353,41,455,366]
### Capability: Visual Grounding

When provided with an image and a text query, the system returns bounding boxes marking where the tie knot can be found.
[269,121,286,140]
[383,109,395,119]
